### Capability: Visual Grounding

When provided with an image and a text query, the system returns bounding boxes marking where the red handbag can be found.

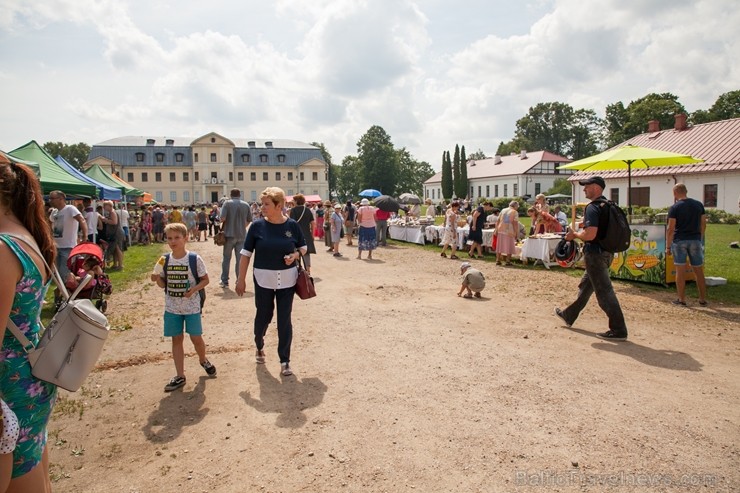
[294,255,316,299]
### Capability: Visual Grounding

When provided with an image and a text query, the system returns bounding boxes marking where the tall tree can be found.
[395,148,434,196]
[335,155,363,200]
[459,145,468,199]
[452,144,461,198]
[569,109,602,159]
[467,149,487,160]
[310,141,334,199]
[42,141,91,169]
[356,125,398,196]
[691,90,740,124]
[441,151,453,200]
[604,92,686,146]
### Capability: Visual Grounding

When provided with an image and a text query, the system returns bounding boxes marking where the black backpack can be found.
[164,252,206,311]
[594,198,631,253]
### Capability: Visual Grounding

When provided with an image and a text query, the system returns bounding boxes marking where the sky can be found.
[0,0,738,169]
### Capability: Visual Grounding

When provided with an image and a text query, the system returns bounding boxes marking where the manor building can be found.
[86,132,328,205]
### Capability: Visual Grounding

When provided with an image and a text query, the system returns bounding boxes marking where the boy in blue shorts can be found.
[151,223,216,391]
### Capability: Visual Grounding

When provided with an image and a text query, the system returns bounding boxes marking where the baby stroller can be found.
[65,242,113,313]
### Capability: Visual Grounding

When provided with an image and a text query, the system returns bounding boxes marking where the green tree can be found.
[42,141,91,169]
[310,141,334,199]
[691,90,740,124]
[467,149,487,160]
[452,144,461,198]
[441,151,453,200]
[545,178,573,196]
[395,148,434,196]
[459,145,468,199]
[356,125,398,195]
[335,155,363,200]
[497,102,603,158]
[605,93,686,146]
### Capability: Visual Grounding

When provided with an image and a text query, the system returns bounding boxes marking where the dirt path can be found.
[48,237,740,492]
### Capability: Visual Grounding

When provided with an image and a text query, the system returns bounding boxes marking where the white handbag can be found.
[5,234,110,392]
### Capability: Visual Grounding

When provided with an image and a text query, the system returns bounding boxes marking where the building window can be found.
[300,172,305,181]
[170,191,177,202]
[287,189,293,196]
[260,154,268,163]
[250,190,257,202]
[127,172,134,182]
[141,172,148,182]
[210,171,217,179]
[630,187,651,207]
[494,185,498,197]
[478,186,482,197]
[486,185,490,197]
[183,191,190,202]
[194,172,199,181]
[238,172,244,181]
[534,183,541,195]
[194,191,200,202]
[155,191,162,202]
[610,188,619,203]
[287,172,293,181]
[513,184,518,196]
[156,153,164,163]
[135,152,144,162]
[210,153,217,162]
[312,172,318,181]
[275,172,281,181]
[169,172,176,182]
[183,172,189,182]
[155,172,162,182]
[278,154,286,163]
[194,153,199,163]
[228,153,232,163]
[703,184,718,207]
[262,172,268,181]
[229,172,233,182]
[250,172,256,181]
[470,186,474,198]
[175,153,184,162]
[503,184,508,196]
[242,154,250,163]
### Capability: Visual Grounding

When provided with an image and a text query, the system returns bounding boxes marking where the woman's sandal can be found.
[255,350,266,364]
[440,252,447,258]
[450,255,459,260]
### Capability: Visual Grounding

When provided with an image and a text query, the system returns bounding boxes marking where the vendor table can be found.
[520,236,562,269]
[388,225,426,245]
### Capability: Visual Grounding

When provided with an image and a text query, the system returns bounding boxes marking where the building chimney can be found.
[494,155,502,165]
[648,120,660,133]
[674,113,688,131]
[520,149,527,159]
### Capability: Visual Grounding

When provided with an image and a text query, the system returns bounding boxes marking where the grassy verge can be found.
[41,243,166,324]
[390,221,740,305]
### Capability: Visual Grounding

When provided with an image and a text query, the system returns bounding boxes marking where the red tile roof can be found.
[570,117,740,180]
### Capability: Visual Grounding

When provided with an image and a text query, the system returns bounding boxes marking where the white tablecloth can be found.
[520,236,562,269]
[388,225,426,245]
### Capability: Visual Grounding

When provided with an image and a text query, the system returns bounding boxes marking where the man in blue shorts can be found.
[666,183,708,307]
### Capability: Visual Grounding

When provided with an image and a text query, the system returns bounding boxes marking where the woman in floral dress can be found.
[0,158,58,492]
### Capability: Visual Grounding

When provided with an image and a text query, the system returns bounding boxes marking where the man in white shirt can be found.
[83,197,98,242]
[116,205,131,247]
[49,190,87,296]
[554,205,568,230]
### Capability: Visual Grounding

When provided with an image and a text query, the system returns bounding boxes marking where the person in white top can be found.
[48,190,87,282]
[116,205,131,246]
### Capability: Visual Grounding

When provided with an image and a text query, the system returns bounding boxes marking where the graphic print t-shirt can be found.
[51,205,82,248]
[152,252,207,315]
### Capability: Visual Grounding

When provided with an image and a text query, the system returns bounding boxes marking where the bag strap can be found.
[297,206,307,223]
[6,317,35,353]
[188,252,200,284]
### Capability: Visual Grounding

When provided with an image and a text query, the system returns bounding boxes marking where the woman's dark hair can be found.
[293,194,306,205]
[0,161,57,267]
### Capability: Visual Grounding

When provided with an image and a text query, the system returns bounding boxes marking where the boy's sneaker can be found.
[201,360,217,376]
[164,375,186,392]
[596,330,627,341]
[554,307,572,328]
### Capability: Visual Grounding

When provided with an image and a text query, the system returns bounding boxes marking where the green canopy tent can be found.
[85,164,143,197]
[0,150,40,175]
[10,141,97,197]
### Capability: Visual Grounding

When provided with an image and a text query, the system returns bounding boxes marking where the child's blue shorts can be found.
[163,312,203,337]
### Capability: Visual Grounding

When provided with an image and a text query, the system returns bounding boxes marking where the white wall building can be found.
[423,150,572,203]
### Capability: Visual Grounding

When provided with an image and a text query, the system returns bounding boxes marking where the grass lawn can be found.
[41,242,167,324]
[394,219,740,306]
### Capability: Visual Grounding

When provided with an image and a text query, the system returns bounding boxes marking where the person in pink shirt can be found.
[356,198,378,259]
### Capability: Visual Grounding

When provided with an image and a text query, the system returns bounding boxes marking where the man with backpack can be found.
[554,176,628,341]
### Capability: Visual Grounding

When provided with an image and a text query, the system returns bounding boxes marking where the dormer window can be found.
[260,154,268,163]
[277,154,286,163]
[241,154,250,163]
[211,137,216,143]
[156,153,164,163]
[175,153,184,162]
[135,152,144,162]
[146,138,155,145]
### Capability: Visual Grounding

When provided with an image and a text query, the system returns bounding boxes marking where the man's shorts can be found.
[344,220,355,235]
[163,312,203,337]
[671,239,704,267]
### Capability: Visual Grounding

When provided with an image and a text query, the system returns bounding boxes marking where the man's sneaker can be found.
[218,281,227,288]
[280,362,293,376]
[596,330,627,341]
[554,307,571,327]
[201,360,217,376]
[164,375,186,392]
